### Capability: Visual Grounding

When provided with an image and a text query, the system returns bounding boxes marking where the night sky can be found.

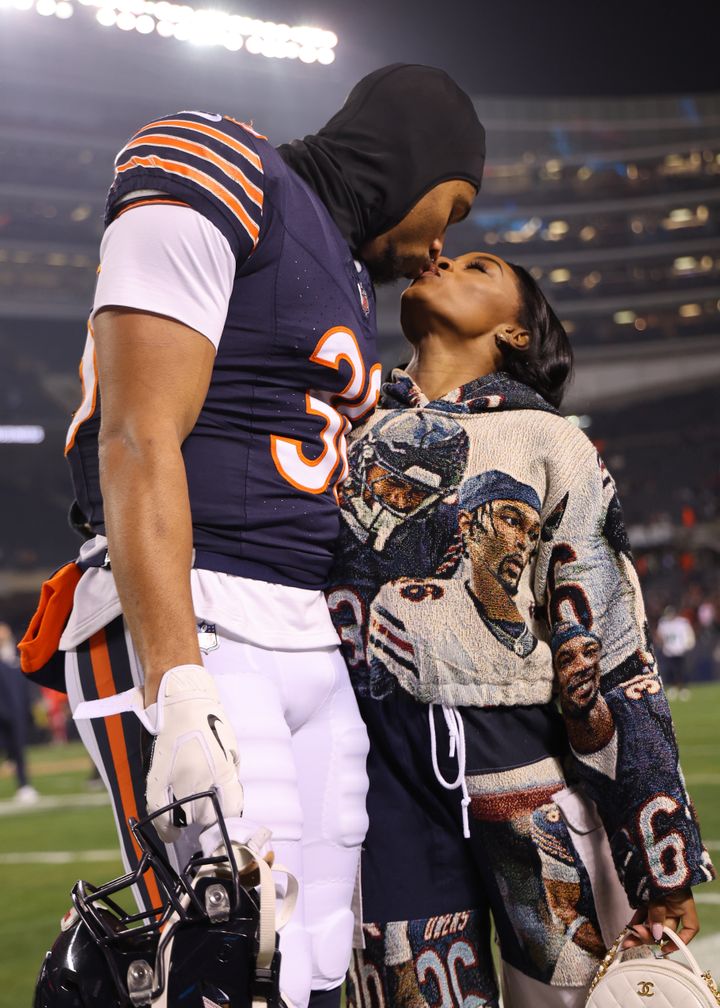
[232,0,720,98]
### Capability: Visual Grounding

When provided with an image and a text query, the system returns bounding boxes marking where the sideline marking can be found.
[0,850,119,865]
[0,793,109,816]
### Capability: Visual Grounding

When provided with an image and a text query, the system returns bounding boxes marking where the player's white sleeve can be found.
[92,203,235,351]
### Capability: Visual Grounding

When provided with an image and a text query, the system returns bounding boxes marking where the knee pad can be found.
[330,712,370,848]
[309,907,356,988]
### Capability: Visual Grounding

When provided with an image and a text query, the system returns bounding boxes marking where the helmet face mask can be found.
[347,411,470,545]
[34,791,282,1008]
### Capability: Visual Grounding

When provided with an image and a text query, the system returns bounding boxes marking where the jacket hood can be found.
[381,370,559,416]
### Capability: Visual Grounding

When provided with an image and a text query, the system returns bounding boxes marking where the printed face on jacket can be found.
[457,470,541,605]
[554,630,602,717]
[464,498,541,597]
[344,410,469,553]
[362,462,435,516]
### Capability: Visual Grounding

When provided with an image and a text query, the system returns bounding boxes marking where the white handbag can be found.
[585,927,720,1007]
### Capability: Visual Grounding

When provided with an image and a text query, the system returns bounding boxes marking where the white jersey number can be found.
[270,326,380,495]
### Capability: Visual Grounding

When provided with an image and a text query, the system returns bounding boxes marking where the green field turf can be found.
[1,685,719,1006]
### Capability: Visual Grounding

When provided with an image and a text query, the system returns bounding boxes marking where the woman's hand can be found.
[623,886,699,953]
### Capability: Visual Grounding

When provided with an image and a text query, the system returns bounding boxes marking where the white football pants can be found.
[65,619,370,1008]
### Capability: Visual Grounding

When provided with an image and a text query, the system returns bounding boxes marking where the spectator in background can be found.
[41,686,70,744]
[656,606,696,700]
[0,622,38,804]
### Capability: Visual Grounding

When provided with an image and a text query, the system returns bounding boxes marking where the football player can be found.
[363,470,542,704]
[20,64,486,1008]
[340,410,469,566]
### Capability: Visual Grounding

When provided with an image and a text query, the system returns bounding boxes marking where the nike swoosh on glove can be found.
[143,664,243,842]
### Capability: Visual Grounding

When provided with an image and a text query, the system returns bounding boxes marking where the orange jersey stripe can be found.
[125,132,263,209]
[128,117,263,173]
[88,629,164,910]
[114,197,191,218]
[116,153,260,246]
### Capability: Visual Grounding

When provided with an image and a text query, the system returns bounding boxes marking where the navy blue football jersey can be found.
[66,111,381,589]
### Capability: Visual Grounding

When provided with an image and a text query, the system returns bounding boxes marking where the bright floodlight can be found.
[1,0,339,61]
[0,425,46,444]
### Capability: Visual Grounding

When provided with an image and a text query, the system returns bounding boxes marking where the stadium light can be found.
[0,425,46,444]
[0,0,338,62]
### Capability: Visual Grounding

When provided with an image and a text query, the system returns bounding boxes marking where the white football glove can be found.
[143,664,243,842]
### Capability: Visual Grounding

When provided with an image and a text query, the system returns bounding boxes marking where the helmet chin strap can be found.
[148,836,297,1008]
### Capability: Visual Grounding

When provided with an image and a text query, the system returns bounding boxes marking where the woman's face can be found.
[400,251,522,342]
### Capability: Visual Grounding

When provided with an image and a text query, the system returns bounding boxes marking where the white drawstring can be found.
[428,703,471,839]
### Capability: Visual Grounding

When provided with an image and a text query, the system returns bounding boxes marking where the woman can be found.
[326,252,714,1008]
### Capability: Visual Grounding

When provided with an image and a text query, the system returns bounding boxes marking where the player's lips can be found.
[411,262,441,282]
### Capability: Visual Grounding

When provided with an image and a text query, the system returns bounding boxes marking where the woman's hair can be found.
[501,262,574,408]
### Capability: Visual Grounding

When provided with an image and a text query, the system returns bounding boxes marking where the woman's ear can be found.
[496,326,530,352]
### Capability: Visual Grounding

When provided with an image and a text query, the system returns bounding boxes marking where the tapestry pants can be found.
[348,687,633,1008]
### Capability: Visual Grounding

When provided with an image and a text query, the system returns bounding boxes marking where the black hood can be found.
[277,63,486,253]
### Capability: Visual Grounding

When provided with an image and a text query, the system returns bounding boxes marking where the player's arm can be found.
[93,306,214,705]
[94,307,245,842]
[82,110,266,839]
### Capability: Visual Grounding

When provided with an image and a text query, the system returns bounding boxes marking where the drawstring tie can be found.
[428,703,471,839]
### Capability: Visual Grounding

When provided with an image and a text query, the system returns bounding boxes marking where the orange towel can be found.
[18,562,81,676]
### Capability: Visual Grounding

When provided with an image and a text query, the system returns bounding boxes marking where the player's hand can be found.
[143,664,244,842]
[622,886,699,953]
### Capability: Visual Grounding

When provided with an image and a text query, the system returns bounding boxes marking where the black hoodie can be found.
[278,63,486,253]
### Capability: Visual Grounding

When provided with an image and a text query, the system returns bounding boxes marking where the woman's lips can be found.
[412,263,441,283]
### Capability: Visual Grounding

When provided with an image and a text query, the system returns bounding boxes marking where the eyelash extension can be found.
[466,259,488,272]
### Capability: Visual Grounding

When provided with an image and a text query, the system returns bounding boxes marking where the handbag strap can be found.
[587,927,720,1004]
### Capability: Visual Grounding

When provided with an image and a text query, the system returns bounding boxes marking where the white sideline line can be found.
[0,850,119,865]
[0,793,109,816]
[696,894,720,905]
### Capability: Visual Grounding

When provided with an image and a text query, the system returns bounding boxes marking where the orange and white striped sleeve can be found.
[107,110,265,263]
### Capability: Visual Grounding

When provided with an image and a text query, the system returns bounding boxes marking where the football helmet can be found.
[363,411,469,515]
[343,412,469,550]
[34,791,284,1008]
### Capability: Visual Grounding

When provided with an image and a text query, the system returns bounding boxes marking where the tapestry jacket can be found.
[327,370,715,905]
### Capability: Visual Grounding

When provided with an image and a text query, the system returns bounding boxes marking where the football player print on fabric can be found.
[365,470,541,702]
[341,411,468,569]
[347,912,498,1008]
[552,626,713,902]
[328,411,469,698]
[552,621,617,774]
[456,470,541,657]
[466,758,605,988]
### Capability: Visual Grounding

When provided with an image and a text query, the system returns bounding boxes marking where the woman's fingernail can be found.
[652,924,663,941]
